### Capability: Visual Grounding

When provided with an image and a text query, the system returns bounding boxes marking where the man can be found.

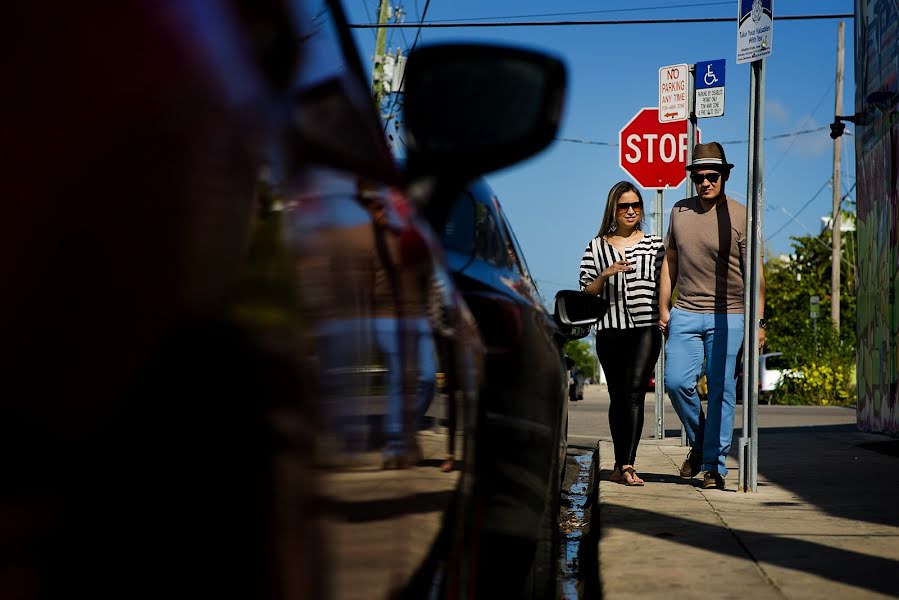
[658,142,765,490]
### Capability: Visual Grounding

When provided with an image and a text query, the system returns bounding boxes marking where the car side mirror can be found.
[402,43,566,182]
[553,290,607,340]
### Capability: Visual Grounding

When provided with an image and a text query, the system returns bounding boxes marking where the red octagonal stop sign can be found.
[619,107,700,189]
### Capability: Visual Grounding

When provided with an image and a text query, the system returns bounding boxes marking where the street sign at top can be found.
[737,0,773,64]
[658,64,689,122]
[620,107,700,189]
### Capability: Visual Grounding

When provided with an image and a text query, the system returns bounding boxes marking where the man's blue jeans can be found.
[374,317,436,457]
[664,308,744,475]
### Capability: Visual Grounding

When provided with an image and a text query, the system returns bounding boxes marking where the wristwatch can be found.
[758,318,767,329]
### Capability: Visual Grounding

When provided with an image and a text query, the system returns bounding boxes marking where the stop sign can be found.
[619,107,700,189]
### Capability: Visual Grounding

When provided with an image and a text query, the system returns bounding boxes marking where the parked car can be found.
[2,1,581,598]
[736,352,798,404]
[759,352,789,393]
[439,179,596,597]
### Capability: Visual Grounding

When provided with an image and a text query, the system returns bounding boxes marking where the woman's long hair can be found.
[596,181,644,238]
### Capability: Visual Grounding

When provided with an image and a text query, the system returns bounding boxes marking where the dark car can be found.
[2,1,586,598]
[440,179,594,597]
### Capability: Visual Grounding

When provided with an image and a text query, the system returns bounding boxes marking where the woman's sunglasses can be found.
[616,201,642,212]
[690,172,722,185]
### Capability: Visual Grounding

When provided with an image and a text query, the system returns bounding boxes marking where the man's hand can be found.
[759,327,766,350]
[658,307,670,336]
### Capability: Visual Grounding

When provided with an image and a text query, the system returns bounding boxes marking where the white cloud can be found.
[767,100,790,123]
[770,115,830,160]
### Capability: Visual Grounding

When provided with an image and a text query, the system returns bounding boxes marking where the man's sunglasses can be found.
[690,172,722,185]
[617,201,642,212]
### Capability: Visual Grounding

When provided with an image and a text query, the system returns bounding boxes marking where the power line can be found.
[557,125,844,148]
[556,137,616,147]
[767,82,835,177]
[349,14,853,29]
[360,0,379,41]
[766,177,831,240]
[419,2,733,23]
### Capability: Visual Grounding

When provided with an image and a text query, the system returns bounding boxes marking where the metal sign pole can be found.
[740,58,765,493]
[681,66,697,447]
[655,188,665,440]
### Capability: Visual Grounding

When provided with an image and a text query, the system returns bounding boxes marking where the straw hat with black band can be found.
[686,142,735,172]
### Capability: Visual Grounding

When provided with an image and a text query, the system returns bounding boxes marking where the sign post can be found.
[738,0,772,494]
[654,188,665,440]
[810,294,820,334]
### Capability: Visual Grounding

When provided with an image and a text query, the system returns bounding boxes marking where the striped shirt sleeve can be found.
[579,239,599,291]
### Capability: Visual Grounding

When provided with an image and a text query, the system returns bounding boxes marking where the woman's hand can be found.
[601,259,633,280]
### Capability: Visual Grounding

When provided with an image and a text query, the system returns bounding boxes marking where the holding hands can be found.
[658,307,670,336]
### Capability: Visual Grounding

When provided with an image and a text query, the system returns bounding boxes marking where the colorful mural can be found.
[855,0,899,435]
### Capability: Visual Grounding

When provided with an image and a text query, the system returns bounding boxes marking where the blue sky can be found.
[344,1,856,302]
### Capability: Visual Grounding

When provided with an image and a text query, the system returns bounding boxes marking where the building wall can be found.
[855,0,899,434]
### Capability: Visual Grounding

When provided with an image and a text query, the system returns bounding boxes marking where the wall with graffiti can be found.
[855,0,899,435]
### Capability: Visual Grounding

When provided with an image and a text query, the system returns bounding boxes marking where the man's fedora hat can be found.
[686,142,735,171]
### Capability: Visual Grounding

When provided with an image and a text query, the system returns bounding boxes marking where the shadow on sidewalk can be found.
[659,422,899,529]
[601,503,899,597]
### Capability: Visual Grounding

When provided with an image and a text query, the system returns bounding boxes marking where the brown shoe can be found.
[702,471,725,490]
[440,454,455,472]
[680,449,702,479]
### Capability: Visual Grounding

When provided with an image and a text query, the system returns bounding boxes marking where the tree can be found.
[763,216,856,404]
[564,340,596,380]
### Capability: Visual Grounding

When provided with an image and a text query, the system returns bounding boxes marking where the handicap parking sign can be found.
[694,59,725,118]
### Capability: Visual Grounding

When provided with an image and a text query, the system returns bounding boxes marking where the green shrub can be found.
[776,362,854,406]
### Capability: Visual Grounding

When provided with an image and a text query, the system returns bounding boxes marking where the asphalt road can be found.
[567,384,857,447]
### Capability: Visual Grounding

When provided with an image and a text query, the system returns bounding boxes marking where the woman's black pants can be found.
[596,326,662,468]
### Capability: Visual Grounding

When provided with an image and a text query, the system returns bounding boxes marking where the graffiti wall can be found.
[855,0,899,435]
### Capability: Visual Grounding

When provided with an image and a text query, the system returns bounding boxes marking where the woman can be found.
[579,181,665,486]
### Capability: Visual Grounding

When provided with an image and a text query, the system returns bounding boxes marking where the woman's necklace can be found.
[605,230,643,254]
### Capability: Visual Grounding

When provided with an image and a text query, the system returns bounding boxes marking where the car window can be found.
[495,198,533,280]
[443,192,512,268]
[766,355,787,370]
[442,192,476,253]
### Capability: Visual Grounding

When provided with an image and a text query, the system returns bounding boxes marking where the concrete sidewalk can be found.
[594,428,899,599]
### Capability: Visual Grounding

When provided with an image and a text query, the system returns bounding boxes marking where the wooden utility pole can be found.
[831,21,845,329]
[372,0,391,107]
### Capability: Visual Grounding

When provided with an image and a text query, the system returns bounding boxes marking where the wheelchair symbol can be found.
[703,65,719,86]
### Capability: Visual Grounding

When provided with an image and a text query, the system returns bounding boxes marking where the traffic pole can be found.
[654,188,665,440]
[680,66,698,448]
[740,58,765,493]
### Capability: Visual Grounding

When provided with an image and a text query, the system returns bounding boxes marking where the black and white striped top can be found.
[579,234,666,330]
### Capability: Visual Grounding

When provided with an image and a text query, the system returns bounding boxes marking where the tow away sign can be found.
[695,59,725,118]
[658,64,688,122]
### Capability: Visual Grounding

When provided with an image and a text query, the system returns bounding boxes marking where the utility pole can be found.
[831,21,845,329]
[371,0,391,108]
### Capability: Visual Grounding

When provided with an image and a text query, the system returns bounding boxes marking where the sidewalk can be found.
[594,428,899,599]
